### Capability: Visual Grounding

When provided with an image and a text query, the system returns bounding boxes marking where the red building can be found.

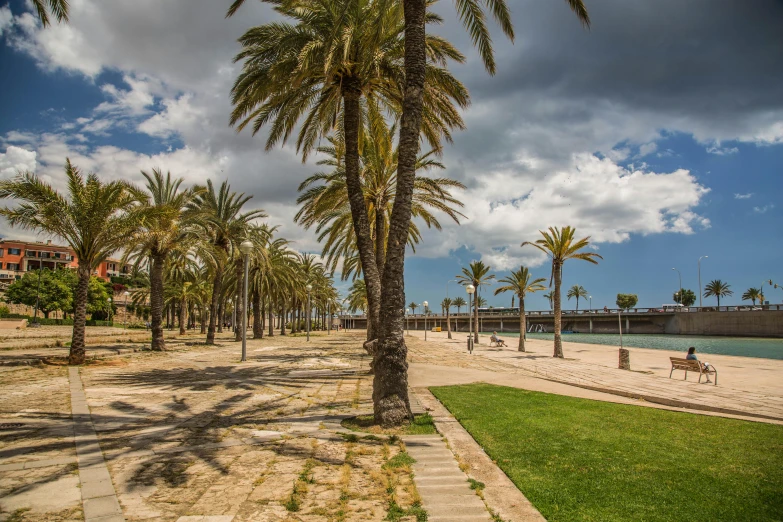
[0,239,132,283]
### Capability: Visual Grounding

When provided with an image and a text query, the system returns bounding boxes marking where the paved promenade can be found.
[406,330,783,423]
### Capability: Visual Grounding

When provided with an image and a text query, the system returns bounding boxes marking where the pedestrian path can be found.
[69,367,125,522]
[402,434,492,522]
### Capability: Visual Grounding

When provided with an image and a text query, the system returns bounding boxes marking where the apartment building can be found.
[0,239,132,282]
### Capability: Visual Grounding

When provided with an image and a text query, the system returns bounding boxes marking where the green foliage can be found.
[432,383,783,522]
[615,294,638,310]
[0,304,10,318]
[468,478,485,491]
[5,269,73,317]
[703,279,733,306]
[383,451,416,470]
[742,287,762,305]
[673,288,696,307]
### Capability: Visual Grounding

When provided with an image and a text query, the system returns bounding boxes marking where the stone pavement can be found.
[407,331,783,423]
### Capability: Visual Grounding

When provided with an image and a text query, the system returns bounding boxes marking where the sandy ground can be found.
[405,330,783,396]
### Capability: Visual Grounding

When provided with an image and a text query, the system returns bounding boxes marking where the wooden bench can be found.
[489,338,507,347]
[669,357,717,385]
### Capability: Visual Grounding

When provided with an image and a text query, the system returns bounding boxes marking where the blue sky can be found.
[0,0,781,310]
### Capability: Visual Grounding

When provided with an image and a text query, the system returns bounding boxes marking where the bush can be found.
[0,304,9,318]
[3,314,74,325]
[85,320,115,327]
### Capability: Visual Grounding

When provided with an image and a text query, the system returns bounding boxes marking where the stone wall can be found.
[665,311,783,338]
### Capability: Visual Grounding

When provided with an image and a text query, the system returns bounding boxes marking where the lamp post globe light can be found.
[422,301,428,341]
[239,239,254,362]
[466,284,475,353]
[306,284,313,342]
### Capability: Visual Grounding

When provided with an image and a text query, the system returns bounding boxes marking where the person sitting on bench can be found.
[686,347,713,384]
[490,332,506,347]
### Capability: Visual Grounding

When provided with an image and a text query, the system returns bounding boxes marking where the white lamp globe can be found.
[306,284,313,292]
[466,284,475,295]
[239,240,254,255]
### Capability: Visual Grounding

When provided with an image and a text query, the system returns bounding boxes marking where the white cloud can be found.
[138,94,207,139]
[0,5,12,37]
[2,131,38,145]
[0,146,38,177]
[706,144,739,155]
[417,154,710,270]
[734,193,753,199]
[95,75,161,116]
[638,142,658,157]
[753,204,774,214]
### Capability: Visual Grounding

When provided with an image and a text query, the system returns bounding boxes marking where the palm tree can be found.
[495,267,546,351]
[189,180,265,344]
[741,288,761,306]
[296,124,466,287]
[543,291,554,310]
[441,297,453,339]
[0,160,138,364]
[452,297,466,315]
[124,169,197,351]
[347,280,369,314]
[522,227,602,358]
[704,280,733,307]
[229,0,468,345]
[31,0,69,27]
[566,285,589,310]
[456,261,495,342]
[409,302,418,316]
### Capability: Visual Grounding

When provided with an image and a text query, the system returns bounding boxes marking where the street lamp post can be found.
[327,302,331,335]
[306,284,313,342]
[466,285,475,353]
[123,291,130,329]
[423,301,428,341]
[698,256,708,308]
[406,308,410,336]
[32,263,42,327]
[589,295,592,311]
[239,239,254,362]
[672,268,682,309]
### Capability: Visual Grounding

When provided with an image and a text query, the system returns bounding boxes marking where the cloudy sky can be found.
[1,0,781,309]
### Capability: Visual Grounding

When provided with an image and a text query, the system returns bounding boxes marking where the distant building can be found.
[0,239,132,283]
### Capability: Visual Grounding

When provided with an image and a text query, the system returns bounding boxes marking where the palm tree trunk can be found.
[280,302,286,335]
[446,308,452,339]
[519,297,526,352]
[372,0,427,427]
[69,264,91,365]
[553,262,564,358]
[342,80,382,341]
[218,299,224,333]
[200,305,206,334]
[269,304,275,337]
[179,296,187,335]
[207,267,222,344]
[253,287,262,339]
[234,259,243,342]
[150,252,166,351]
[375,201,386,277]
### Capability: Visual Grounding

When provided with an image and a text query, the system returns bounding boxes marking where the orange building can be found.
[0,239,132,283]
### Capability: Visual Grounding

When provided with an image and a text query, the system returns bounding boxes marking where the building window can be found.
[8,248,21,255]
[6,263,20,271]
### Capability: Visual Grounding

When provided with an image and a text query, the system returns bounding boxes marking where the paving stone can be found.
[81,479,119,500]
[83,495,122,520]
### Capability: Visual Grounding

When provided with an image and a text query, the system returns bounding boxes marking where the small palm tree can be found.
[742,288,761,306]
[409,302,418,316]
[543,291,554,310]
[566,285,589,310]
[456,261,495,342]
[0,160,139,364]
[522,227,602,358]
[452,297,467,315]
[441,298,453,339]
[704,280,733,307]
[494,267,546,351]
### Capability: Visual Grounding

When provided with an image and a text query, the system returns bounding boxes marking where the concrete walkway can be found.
[70,367,125,522]
[403,434,491,521]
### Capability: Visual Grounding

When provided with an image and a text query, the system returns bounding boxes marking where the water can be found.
[483,332,783,360]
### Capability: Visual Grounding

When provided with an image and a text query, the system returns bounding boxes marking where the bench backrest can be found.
[670,357,702,371]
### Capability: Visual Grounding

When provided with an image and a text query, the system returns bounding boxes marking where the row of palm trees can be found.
[0,163,339,364]
[30,0,591,426]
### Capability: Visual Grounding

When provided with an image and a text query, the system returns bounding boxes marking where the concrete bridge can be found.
[340,306,783,338]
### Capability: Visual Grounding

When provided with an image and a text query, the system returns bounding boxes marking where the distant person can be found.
[490,331,507,347]
[686,347,713,383]
[603,306,609,313]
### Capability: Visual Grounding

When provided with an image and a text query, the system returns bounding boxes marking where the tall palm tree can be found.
[0,160,138,364]
[566,284,588,310]
[189,180,266,344]
[452,296,466,314]
[543,291,554,310]
[31,0,69,27]
[441,297,453,339]
[229,0,468,345]
[456,261,495,342]
[296,124,466,287]
[704,280,733,307]
[494,267,546,351]
[408,302,418,316]
[124,169,197,351]
[522,226,602,358]
[741,288,761,306]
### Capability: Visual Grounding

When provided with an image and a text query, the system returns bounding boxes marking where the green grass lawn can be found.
[430,384,783,522]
